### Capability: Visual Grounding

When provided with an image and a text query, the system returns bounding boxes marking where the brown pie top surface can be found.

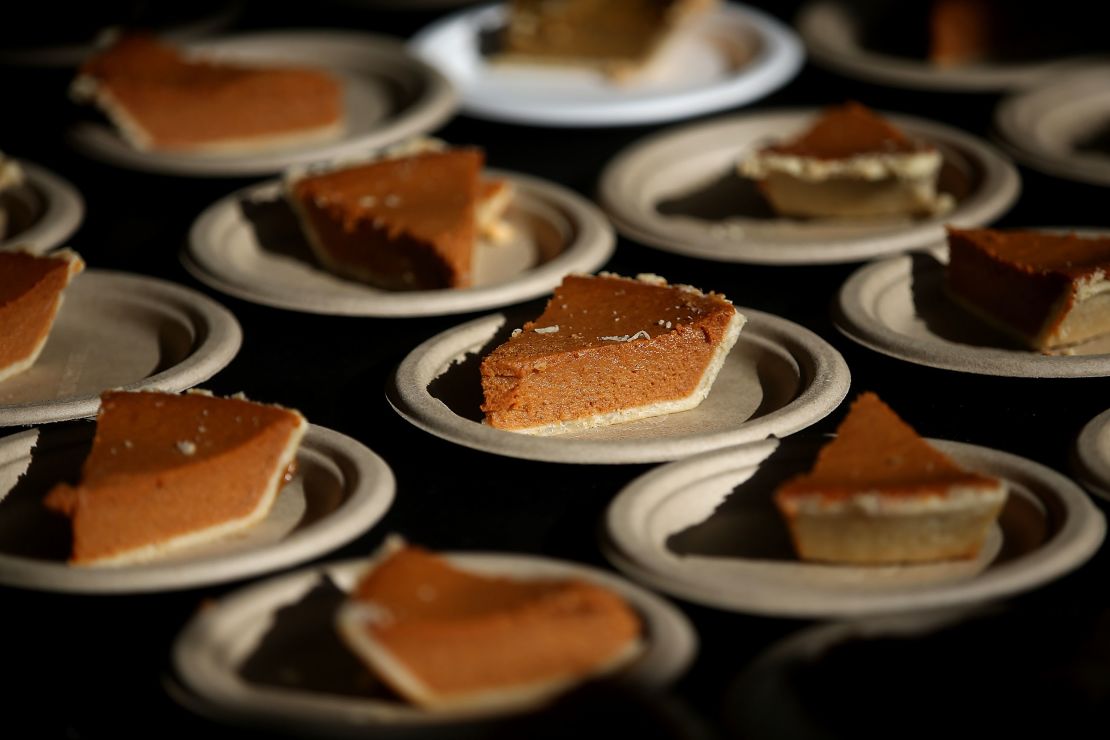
[947,227,1110,279]
[78,34,343,149]
[765,102,928,160]
[776,392,997,502]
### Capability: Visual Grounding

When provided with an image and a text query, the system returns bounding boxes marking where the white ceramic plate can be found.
[995,64,1110,186]
[0,270,242,426]
[170,553,696,731]
[1075,408,1110,502]
[388,307,849,464]
[796,0,1101,92]
[184,169,614,317]
[67,31,458,177]
[0,424,395,593]
[834,247,1110,378]
[603,437,1106,618]
[409,2,802,127]
[0,161,84,254]
[599,109,1019,265]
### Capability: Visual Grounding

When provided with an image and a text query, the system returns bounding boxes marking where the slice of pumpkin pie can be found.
[286,141,513,290]
[0,249,84,384]
[44,390,306,566]
[71,34,344,154]
[336,538,643,712]
[774,392,1008,564]
[480,272,743,434]
[738,102,953,219]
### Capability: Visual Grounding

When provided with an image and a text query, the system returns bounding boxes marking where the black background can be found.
[2,1,1109,738]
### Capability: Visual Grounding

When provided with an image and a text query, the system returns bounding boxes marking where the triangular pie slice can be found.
[286,141,512,290]
[71,34,344,154]
[774,392,1007,564]
[44,390,306,566]
[480,272,744,434]
[945,227,1110,351]
[738,102,953,218]
[0,249,84,383]
[335,538,643,712]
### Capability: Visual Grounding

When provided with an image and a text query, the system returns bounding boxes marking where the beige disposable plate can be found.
[833,245,1110,378]
[409,2,802,127]
[387,307,849,464]
[1075,408,1110,502]
[599,110,1018,265]
[603,437,1106,618]
[0,424,395,593]
[67,31,457,177]
[995,64,1110,186]
[0,161,84,254]
[185,170,614,317]
[170,554,695,731]
[796,0,1101,92]
[0,270,242,427]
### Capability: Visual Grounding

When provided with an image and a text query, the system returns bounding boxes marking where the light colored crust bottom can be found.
[943,284,1097,353]
[73,75,345,156]
[782,491,1007,564]
[76,415,306,567]
[754,171,953,219]
[500,307,745,436]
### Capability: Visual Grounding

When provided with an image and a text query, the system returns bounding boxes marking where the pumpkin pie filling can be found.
[71,34,344,153]
[286,143,512,290]
[501,0,715,80]
[336,539,643,711]
[774,393,1007,564]
[44,390,306,566]
[945,227,1110,351]
[0,249,84,384]
[480,273,743,434]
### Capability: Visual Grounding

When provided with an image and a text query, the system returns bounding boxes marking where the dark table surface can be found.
[3,2,1109,738]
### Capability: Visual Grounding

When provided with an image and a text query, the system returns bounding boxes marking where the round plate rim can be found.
[0,161,85,255]
[833,246,1110,378]
[387,306,850,464]
[796,0,1102,92]
[597,108,1020,265]
[0,269,243,427]
[184,168,615,317]
[0,423,396,593]
[408,1,803,127]
[1075,407,1110,502]
[603,437,1106,618]
[66,29,459,177]
[170,552,697,727]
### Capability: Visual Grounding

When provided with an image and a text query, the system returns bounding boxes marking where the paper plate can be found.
[1075,407,1110,502]
[409,2,802,126]
[833,248,1110,378]
[796,0,1100,92]
[995,64,1110,186]
[171,554,696,730]
[67,31,457,177]
[387,307,849,464]
[0,270,242,427]
[603,437,1106,618]
[0,161,84,254]
[0,424,395,593]
[599,109,1018,265]
[184,169,613,316]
